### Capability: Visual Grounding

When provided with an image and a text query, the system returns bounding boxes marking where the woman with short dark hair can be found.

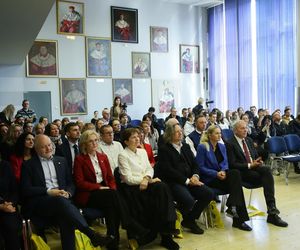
[118,128,179,250]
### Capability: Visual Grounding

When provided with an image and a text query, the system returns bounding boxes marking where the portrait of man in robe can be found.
[26,40,58,77]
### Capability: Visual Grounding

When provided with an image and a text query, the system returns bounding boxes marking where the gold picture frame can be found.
[86,37,112,78]
[132,52,151,78]
[26,39,58,77]
[59,78,87,115]
[57,0,84,35]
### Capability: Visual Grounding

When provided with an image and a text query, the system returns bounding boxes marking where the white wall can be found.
[0,0,208,121]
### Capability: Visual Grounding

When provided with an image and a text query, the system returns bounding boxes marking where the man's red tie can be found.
[242,139,251,163]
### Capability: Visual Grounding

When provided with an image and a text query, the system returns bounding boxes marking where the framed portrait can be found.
[179,44,200,73]
[152,79,178,114]
[57,0,84,35]
[113,79,133,105]
[59,78,87,115]
[26,40,58,77]
[111,6,138,43]
[150,26,168,53]
[86,37,112,78]
[132,52,151,78]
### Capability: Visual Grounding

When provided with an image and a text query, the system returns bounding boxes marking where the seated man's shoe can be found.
[181,219,204,234]
[90,233,114,247]
[160,234,180,250]
[232,219,252,231]
[267,214,288,227]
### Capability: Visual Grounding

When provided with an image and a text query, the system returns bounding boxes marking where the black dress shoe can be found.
[267,214,288,227]
[232,219,252,231]
[160,234,180,250]
[181,219,204,234]
[90,233,114,247]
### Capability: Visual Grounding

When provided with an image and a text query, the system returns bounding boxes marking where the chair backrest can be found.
[267,136,288,155]
[130,119,141,127]
[284,134,300,153]
[221,129,233,142]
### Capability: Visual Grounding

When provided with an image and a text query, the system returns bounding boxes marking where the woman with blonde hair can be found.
[196,125,251,231]
[73,130,120,249]
[0,104,15,125]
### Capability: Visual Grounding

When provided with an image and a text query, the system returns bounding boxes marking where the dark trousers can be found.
[239,166,276,209]
[0,212,21,250]
[32,196,93,250]
[87,189,120,240]
[207,169,249,222]
[120,182,176,234]
[170,183,214,221]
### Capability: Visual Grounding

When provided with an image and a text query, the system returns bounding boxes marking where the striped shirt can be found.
[16,108,36,122]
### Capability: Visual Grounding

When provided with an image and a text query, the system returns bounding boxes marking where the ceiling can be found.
[0,0,55,65]
[162,0,223,8]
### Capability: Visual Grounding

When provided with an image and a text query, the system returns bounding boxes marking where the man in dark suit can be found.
[21,134,113,249]
[226,120,288,227]
[56,122,80,173]
[186,115,207,155]
[157,123,214,234]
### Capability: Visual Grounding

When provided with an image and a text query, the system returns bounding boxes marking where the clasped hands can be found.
[188,175,204,186]
[250,157,263,169]
[217,171,226,180]
[47,188,70,198]
[140,176,161,191]
[0,201,16,213]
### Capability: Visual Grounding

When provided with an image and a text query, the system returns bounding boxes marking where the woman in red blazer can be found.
[73,130,120,250]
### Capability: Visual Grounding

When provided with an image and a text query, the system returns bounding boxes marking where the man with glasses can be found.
[21,134,112,249]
